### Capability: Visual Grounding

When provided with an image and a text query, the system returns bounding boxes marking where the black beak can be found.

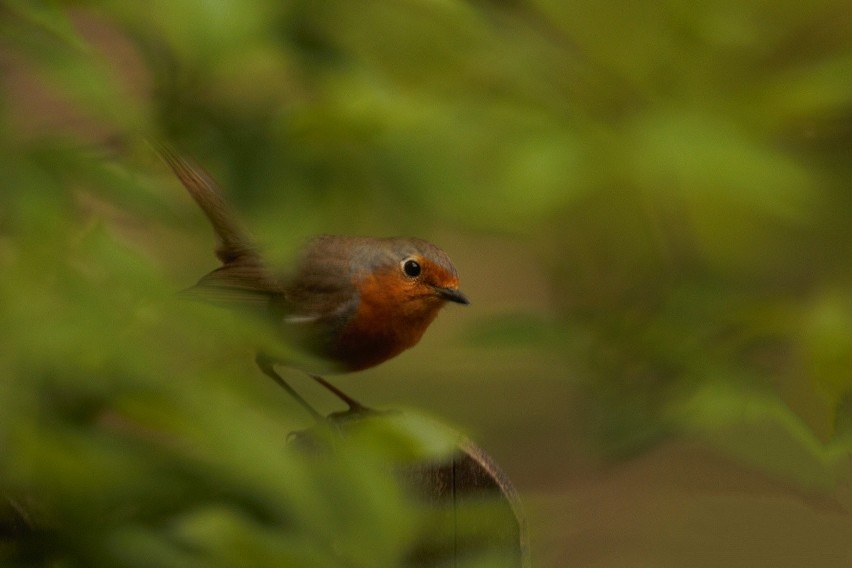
[435,287,470,305]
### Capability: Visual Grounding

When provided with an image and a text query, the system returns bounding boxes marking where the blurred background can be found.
[2,0,852,566]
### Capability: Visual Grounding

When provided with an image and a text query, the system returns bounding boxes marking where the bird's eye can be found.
[402,259,421,278]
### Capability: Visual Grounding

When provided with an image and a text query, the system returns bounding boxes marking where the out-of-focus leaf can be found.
[674,382,851,491]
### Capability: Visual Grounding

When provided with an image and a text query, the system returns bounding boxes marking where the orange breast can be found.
[329,269,443,371]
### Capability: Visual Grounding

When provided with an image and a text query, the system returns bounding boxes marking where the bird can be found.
[159,148,469,420]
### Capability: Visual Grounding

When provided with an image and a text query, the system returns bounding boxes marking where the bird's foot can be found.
[287,405,400,448]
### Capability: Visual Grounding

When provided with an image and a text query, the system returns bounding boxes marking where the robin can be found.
[160,149,469,419]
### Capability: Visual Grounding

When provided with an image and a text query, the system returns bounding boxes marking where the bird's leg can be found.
[255,354,323,421]
[309,374,374,415]
[255,353,381,428]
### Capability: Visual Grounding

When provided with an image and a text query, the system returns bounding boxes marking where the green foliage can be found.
[675,381,851,492]
[0,139,453,563]
[2,0,852,563]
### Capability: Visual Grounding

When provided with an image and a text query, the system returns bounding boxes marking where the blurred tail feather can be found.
[157,145,259,265]
[158,144,284,308]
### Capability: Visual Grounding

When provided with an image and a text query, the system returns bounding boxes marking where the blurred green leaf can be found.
[675,382,851,491]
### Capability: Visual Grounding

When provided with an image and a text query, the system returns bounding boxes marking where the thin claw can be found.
[256,354,323,422]
[309,374,372,413]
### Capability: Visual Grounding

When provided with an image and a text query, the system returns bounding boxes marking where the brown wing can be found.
[277,235,360,328]
[185,263,283,308]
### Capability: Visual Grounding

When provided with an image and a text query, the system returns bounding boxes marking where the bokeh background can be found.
[3,1,852,566]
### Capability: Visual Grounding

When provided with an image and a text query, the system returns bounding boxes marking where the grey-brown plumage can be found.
[161,148,468,411]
